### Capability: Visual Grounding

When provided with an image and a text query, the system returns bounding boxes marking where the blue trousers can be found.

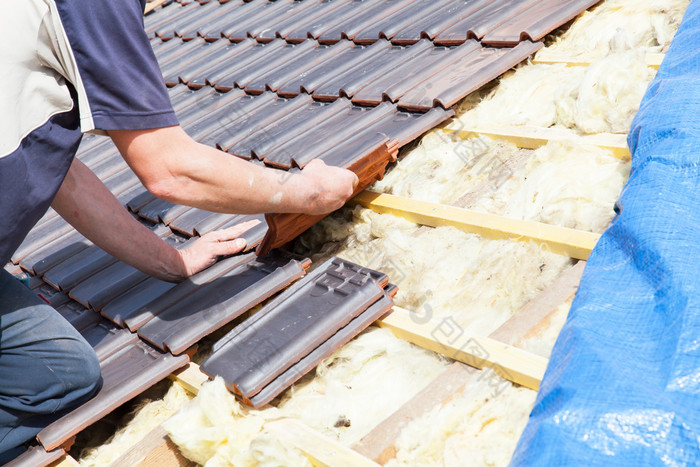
[0,269,101,461]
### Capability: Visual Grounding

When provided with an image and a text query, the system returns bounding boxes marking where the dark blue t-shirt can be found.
[0,0,178,266]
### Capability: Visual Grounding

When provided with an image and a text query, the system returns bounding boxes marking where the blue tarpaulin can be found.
[512,2,700,465]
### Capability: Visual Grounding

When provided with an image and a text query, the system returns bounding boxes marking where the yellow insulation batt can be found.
[164,377,312,467]
[373,133,523,205]
[469,142,630,233]
[275,327,449,446]
[454,51,656,134]
[538,0,689,58]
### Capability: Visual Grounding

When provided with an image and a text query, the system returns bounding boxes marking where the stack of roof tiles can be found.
[5,0,601,463]
[201,257,397,408]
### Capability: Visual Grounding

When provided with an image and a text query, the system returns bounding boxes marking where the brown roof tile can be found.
[257,138,398,255]
[56,301,102,331]
[284,0,372,42]
[399,40,543,111]
[122,253,254,331]
[79,320,140,362]
[68,261,150,311]
[352,0,453,44]
[178,0,246,40]
[101,277,177,328]
[351,39,481,106]
[222,0,297,41]
[317,0,417,44]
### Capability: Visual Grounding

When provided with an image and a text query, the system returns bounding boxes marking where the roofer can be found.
[0,0,358,460]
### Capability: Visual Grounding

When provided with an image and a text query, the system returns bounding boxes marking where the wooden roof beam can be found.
[351,191,600,260]
[442,124,630,160]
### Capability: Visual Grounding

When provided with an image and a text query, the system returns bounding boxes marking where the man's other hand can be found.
[299,159,359,215]
[176,220,260,278]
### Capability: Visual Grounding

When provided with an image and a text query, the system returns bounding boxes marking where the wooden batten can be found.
[110,426,195,467]
[352,191,600,260]
[377,307,548,391]
[532,51,664,69]
[168,363,209,395]
[266,419,381,467]
[442,124,630,159]
[490,261,584,343]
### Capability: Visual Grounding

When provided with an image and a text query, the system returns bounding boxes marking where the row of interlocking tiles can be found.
[7,0,604,463]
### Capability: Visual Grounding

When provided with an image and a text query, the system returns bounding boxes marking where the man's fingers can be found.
[212,238,247,256]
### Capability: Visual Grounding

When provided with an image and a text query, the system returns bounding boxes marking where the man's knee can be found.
[68,344,102,404]
[52,338,102,411]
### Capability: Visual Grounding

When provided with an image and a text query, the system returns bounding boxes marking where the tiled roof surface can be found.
[5,0,602,460]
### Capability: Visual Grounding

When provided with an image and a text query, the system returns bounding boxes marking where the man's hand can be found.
[298,159,359,215]
[175,220,260,278]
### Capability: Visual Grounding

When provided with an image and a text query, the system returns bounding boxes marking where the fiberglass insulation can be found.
[387,370,537,467]
[453,51,656,134]
[164,377,312,467]
[538,0,690,58]
[469,141,630,234]
[372,132,524,205]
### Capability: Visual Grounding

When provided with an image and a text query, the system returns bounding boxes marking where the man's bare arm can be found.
[52,158,258,282]
[108,126,359,215]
